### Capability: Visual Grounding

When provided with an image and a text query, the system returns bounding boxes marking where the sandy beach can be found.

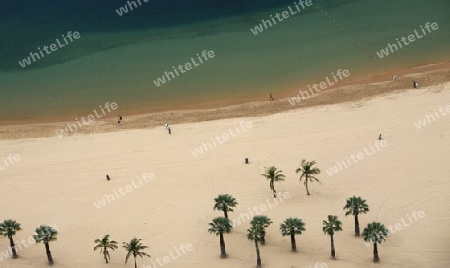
[1,64,449,139]
[1,76,449,267]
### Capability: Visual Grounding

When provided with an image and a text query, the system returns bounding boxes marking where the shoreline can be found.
[1,62,449,140]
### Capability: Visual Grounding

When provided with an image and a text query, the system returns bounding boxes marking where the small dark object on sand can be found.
[378,134,382,140]
[168,127,171,134]
[245,158,249,164]
[106,175,110,181]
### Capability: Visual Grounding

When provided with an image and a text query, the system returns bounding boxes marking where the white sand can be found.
[1,84,449,268]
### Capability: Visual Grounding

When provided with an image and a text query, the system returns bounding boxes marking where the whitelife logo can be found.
[363,210,425,246]
[18,31,81,68]
[414,104,450,129]
[56,102,118,138]
[376,22,439,59]
[230,192,291,228]
[325,140,388,176]
[153,50,216,87]
[115,0,149,16]
[93,173,155,209]
[250,0,313,35]
[142,243,193,268]
[190,121,252,157]
[0,154,21,171]
[288,69,350,106]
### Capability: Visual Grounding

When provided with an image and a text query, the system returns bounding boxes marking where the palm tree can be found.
[122,238,151,268]
[296,159,321,195]
[261,166,285,197]
[280,218,306,252]
[213,194,238,219]
[322,215,342,259]
[362,222,389,262]
[33,225,58,264]
[94,234,118,263]
[343,196,370,236]
[247,225,263,268]
[208,217,232,258]
[250,215,272,245]
[0,219,22,258]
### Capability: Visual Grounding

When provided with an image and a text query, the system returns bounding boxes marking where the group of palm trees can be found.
[208,160,390,267]
[0,220,58,264]
[261,160,321,198]
[2,160,389,267]
[0,219,151,267]
[94,235,151,268]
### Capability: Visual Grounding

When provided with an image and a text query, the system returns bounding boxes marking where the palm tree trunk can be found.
[330,235,336,258]
[104,252,108,263]
[373,243,379,262]
[45,242,54,264]
[290,234,297,251]
[9,237,17,258]
[224,210,228,219]
[219,233,227,258]
[134,257,137,268]
[305,179,310,195]
[254,240,261,268]
[354,215,360,236]
[271,180,276,197]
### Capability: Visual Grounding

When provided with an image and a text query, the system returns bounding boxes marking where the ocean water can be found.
[0,0,449,122]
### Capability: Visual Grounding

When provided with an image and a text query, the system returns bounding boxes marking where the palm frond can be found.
[208,217,232,235]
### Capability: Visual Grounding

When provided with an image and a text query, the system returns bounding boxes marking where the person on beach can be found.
[164,123,168,129]
[106,174,110,181]
[270,93,275,101]
[168,126,171,134]
[118,115,122,124]
[413,81,419,89]
[392,75,397,81]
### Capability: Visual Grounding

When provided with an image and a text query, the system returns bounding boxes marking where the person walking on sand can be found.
[118,115,122,124]
[164,123,168,129]
[270,93,275,101]
[168,126,171,134]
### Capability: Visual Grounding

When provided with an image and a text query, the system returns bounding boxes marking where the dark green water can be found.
[0,0,449,121]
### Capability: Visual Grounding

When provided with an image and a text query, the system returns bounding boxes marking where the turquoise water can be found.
[0,0,449,121]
